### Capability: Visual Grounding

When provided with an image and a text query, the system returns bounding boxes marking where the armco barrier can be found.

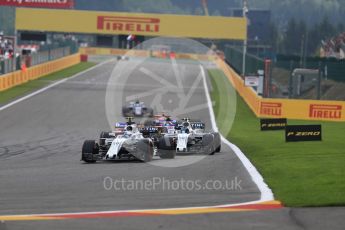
[79,47,216,62]
[80,47,152,58]
[215,59,345,122]
[0,53,80,92]
[80,47,135,56]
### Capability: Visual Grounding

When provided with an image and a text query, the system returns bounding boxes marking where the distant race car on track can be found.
[122,100,154,117]
[81,118,154,163]
[143,113,177,127]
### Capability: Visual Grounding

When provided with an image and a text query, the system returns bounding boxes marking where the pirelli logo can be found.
[260,102,282,116]
[309,104,342,119]
[97,16,160,33]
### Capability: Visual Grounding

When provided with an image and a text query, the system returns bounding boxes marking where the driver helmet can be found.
[123,131,132,138]
[183,122,189,127]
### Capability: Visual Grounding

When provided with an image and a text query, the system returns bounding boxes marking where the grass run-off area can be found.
[208,68,345,207]
[0,62,96,105]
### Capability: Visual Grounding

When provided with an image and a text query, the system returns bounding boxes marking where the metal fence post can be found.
[317,62,321,100]
[48,48,51,61]
[0,60,4,74]
[288,61,294,99]
[16,56,21,70]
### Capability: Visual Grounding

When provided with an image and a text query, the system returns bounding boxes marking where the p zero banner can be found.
[285,125,322,142]
[15,8,247,40]
[0,0,74,8]
[260,118,287,131]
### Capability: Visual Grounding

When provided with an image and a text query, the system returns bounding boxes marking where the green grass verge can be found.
[0,62,96,105]
[209,68,345,207]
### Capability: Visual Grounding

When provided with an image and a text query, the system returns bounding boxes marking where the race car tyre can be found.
[122,107,132,117]
[100,131,112,139]
[202,134,215,155]
[99,131,112,148]
[143,119,154,126]
[157,136,176,159]
[158,136,175,150]
[147,108,154,117]
[82,140,99,163]
[212,132,221,154]
[145,142,154,162]
[137,139,154,162]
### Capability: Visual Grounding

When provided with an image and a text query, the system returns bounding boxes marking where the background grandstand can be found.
[320,32,345,59]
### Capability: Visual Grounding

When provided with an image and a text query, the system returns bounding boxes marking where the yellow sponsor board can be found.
[16,8,247,40]
[259,98,345,122]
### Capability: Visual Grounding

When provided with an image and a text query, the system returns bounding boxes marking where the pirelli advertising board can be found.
[259,100,345,122]
[16,8,247,40]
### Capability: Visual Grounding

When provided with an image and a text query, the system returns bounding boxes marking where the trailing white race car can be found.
[81,120,154,163]
[122,100,154,117]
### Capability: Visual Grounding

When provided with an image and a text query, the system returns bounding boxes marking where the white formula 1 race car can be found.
[156,119,221,157]
[122,100,154,117]
[81,120,154,163]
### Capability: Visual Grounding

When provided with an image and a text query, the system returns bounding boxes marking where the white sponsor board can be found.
[244,76,259,87]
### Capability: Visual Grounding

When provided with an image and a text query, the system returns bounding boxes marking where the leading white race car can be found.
[81,120,154,163]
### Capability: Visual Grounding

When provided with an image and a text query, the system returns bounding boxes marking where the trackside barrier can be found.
[79,47,141,57]
[0,53,80,92]
[215,59,345,122]
[79,47,217,62]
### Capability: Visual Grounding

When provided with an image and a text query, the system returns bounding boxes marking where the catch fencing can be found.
[225,46,345,101]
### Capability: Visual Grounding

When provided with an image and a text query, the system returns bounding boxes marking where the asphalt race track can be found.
[0,58,344,229]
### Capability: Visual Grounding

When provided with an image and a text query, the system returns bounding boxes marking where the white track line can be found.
[0,59,115,112]
[199,65,274,202]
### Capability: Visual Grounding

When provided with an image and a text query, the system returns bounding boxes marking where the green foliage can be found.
[121,0,190,14]
[280,15,343,56]
[0,6,15,35]
[282,19,307,55]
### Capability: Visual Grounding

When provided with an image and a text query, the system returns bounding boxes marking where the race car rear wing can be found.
[190,122,205,130]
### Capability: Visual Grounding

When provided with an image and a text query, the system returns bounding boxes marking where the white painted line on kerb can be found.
[199,65,274,202]
[0,59,115,112]
[0,199,279,219]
